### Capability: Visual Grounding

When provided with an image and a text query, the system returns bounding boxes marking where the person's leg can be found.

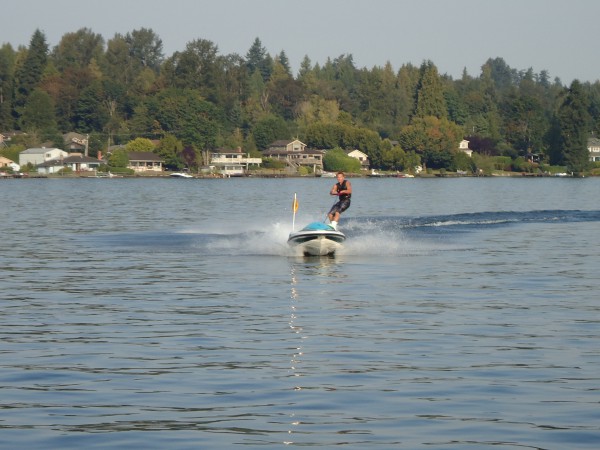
[328,203,340,222]
[330,211,340,229]
[331,199,349,229]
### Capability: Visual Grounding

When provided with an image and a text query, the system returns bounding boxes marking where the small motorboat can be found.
[287,222,346,256]
[170,172,194,178]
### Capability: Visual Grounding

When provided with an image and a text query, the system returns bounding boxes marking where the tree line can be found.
[0,27,598,174]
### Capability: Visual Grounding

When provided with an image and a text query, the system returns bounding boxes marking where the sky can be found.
[2,0,599,85]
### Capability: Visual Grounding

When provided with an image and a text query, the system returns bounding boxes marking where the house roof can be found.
[20,147,64,154]
[588,137,600,146]
[37,154,101,167]
[63,132,87,141]
[213,147,243,154]
[127,151,163,162]
[268,139,294,147]
[263,148,324,156]
[346,149,368,158]
[37,159,66,168]
[62,155,101,163]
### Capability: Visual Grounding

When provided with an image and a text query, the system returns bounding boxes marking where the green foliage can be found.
[323,147,361,173]
[492,156,513,171]
[0,145,24,163]
[512,156,534,173]
[472,153,495,175]
[73,80,109,132]
[252,115,290,150]
[5,29,600,177]
[126,137,155,152]
[156,133,184,170]
[414,60,447,119]
[298,165,312,175]
[108,148,129,168]
[180,145,201,170]
[556,80,591,174]
[246,37,272,82]
[138,88,223,149]
[399,116,463,169]
[20,88,58,134]
[52,28,105,72]
[14,29,48,112]
[262,158,286,169]
[0,44,16,129]
[304,121,383,166]
[451,152,476,172]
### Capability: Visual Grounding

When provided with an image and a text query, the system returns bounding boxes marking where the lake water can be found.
[1,176,599,449]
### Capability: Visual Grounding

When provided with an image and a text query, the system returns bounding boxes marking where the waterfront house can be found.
[346,149,370,170]
[127,151,164,173]
[63,132,89,153]
[588,137,600,162]
[209,147,262,176]
[0,156,15,168]
[263,139,324,172]
[459,139,473,157]
[36,154,102,175]
[19,147,69,167]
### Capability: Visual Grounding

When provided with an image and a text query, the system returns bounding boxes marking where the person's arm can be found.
[330,184,339,195]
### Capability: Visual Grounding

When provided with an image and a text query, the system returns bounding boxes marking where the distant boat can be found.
[170,172,194,178]
[288,222,346,256]
[88,171,122,178]
[368,169,385,177]
[320,171,337,178]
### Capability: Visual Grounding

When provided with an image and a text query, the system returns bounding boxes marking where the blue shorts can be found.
[329,197,351,215]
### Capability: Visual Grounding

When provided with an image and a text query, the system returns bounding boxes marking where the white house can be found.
[263,139,324,172]
[19,147,68,167]
[346,149,370,170]
[459,140,473,157]
[127,151,164,173]
[588,137,600,162]
[210,147,262,176]
[35,154,101,174]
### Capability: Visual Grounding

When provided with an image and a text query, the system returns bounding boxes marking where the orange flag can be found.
[292,196,299,213]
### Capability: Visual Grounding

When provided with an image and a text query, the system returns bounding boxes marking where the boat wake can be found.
[89,209,600,258]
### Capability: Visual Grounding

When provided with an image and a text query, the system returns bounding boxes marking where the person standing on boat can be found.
[327,171,352,230]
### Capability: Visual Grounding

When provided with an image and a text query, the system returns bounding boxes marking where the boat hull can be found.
[288,222,346,256]
[170,172,193,178]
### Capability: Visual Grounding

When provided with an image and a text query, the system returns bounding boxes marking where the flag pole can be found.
[292,193,298,231]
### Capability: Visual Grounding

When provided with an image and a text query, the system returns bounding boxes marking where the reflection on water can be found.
[1,178,600,448]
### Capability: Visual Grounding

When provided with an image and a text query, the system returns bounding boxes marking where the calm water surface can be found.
[1,177,599,449]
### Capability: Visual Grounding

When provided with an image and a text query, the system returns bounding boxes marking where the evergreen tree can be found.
[275,50,291,77]
[0,43,16,129]
[557,80,591,173]
[414,60,447,120]
[245,37,272,82]
[74,80,108,132]
[482,57,519,93]
[20,88,59,143]
[14,29,48,116]
[298,55,313,80]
